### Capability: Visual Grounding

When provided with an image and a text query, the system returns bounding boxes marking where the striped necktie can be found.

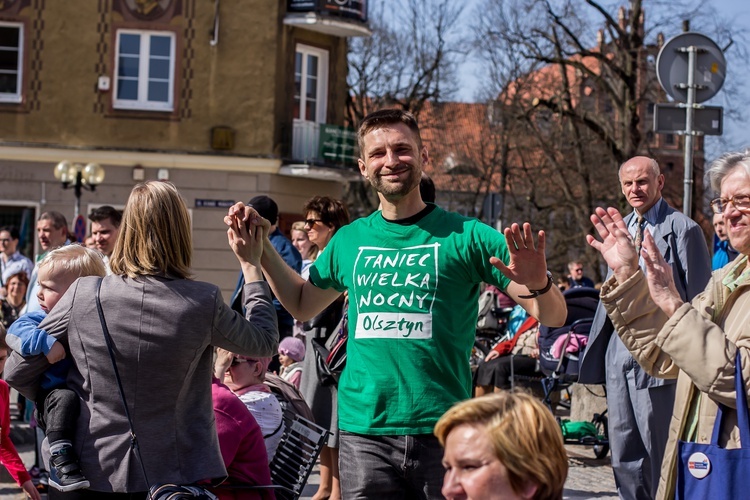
[634,214,645,255]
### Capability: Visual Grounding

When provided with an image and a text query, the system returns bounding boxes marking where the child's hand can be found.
[46,342,66,364]
[21,479,41,500]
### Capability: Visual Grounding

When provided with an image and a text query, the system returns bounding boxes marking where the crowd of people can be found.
[0,108,747,500]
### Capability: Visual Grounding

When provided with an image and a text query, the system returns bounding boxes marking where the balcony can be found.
[285,0,371,38]
[283,120,360,181]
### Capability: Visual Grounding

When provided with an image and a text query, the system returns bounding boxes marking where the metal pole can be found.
[682,46,696,217]
[74,170,82,220]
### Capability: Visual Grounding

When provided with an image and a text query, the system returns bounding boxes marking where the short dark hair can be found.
[248,195,279,225]
[38,211,68,230]
[0,225,20,240]
[6,270,29,288]
[303,196,350,233]
[419,173,436,204]
[357,109,423,156]
[88,205,123,227]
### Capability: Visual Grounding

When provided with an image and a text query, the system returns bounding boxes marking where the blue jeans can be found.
[339,431,444,499]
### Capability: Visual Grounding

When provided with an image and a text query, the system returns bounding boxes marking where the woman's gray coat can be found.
[5,275,278,493]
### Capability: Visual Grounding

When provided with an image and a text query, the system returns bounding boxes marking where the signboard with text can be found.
[195,199,236,209]
[318,124,358,166]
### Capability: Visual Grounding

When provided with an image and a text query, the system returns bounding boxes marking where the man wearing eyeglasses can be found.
[0,226,33,298]
[579,156,711,500]
[566,260,595,288]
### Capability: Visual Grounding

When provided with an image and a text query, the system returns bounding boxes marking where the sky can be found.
[450,0,750,154]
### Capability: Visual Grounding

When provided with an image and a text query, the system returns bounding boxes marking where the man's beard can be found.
[368,165,421,199]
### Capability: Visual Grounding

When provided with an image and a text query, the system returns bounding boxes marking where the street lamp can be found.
[53,161,105,218]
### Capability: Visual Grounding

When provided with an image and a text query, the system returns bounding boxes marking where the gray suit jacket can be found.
[578,200,711,387]
[5,275,278,493]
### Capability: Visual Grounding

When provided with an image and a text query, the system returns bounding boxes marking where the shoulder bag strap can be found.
[711,351,750,446]
[95,278,152,491]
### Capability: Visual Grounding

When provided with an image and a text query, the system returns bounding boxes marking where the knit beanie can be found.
[278,336,306,362]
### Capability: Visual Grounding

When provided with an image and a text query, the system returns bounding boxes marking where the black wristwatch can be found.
[518,271,554,299]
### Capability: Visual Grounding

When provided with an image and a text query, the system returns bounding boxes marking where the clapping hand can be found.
[586,207,639,284]
[641,229,684,317]
[490,223,550,290]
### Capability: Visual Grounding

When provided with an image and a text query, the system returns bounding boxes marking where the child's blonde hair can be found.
[38,244,107,279]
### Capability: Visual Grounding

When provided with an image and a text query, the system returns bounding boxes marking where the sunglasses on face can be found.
[304,219,323,228]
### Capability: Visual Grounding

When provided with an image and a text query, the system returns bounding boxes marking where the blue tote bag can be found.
[676,353,750,499]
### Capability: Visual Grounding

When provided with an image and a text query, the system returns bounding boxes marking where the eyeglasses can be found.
[304,219,323,227]
[573,268,583,273]
[0,238,10,244]
[710,194,750,214]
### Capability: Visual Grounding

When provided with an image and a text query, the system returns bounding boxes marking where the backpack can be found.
[477,289,500,330]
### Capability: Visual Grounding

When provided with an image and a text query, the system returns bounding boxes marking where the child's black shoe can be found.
[48,445,90,492]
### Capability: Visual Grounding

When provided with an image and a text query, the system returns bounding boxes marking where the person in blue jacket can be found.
[8,245,106,492]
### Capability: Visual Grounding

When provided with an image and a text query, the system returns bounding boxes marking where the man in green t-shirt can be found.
[225,109,567,499]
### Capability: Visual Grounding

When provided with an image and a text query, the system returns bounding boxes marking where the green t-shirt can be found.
[309,206,511,434]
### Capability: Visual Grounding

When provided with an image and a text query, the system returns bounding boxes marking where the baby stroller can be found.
[519,287,609,458]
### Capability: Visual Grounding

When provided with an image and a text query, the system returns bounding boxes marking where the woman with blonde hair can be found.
[435,392,568,500]
[290,220,318,277]
[5,181,278,499]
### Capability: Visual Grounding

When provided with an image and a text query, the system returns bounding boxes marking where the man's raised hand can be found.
[490,222,549,290]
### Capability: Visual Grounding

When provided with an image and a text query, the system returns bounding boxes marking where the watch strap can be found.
[518,271,554,299]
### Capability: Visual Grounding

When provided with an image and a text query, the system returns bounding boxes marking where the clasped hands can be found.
[587,207,684,317]
[224,202,270,267]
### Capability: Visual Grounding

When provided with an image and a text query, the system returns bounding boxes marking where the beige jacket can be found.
[602,265,750,500]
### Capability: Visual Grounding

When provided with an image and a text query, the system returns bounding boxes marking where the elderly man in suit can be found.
[579,156,711,500]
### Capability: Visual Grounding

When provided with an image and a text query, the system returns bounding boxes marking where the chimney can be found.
[682,19,690,32]
[597,29,604,50]
[657,32,665,47]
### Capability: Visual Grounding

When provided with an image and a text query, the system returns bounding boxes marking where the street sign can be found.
[195,199,236,208]
[655,31,727,217]
[654,104,723,136]
[657,32,726,104]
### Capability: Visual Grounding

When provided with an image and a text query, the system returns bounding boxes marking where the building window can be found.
[114,30,175,111]
[294,44,328,123]
[0,22,23,103]
[666,133,675,145]
[647,102,654,115]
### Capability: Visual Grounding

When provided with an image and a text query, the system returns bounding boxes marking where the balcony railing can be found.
[284,0,371,37]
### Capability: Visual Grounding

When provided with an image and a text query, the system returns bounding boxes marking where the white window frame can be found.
[0,22,24,103]
[113,29,176,112]
[294,44,329,124]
